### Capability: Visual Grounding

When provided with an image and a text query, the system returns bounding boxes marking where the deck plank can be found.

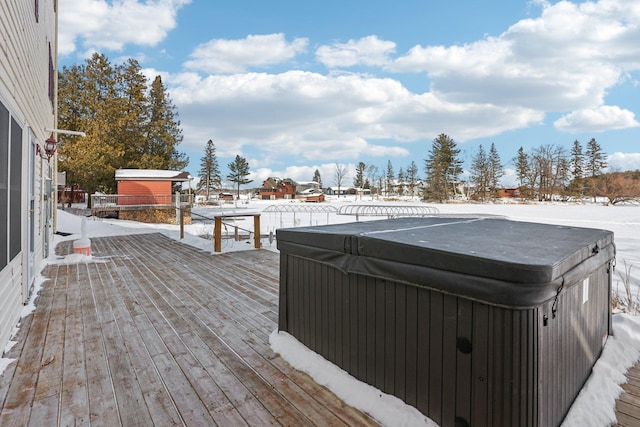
[0,232,378,426]
[617,362,640,426]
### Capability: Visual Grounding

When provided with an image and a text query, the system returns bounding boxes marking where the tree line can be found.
[198,133,638,205]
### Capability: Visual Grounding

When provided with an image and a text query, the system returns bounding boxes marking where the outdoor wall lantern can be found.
[36,133,58,162]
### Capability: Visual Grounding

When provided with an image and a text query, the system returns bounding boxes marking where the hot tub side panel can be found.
[278,252,543,427]
[536,261,612,426]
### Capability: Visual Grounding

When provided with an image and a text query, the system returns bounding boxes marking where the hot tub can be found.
[276,216,615,427]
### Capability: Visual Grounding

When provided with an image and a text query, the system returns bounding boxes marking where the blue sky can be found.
[58,0,640,187]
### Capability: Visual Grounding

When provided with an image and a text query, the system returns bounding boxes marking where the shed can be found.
[276,217,615,427]
[116,169,190,204]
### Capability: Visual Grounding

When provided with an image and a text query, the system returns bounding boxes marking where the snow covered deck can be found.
[0,233,376,426]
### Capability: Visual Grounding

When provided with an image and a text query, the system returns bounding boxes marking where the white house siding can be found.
[0,1,56,353]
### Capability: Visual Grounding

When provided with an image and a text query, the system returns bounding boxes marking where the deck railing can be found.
[91,193,194,212]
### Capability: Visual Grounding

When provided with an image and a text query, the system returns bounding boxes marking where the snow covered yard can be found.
[2,199,639,426]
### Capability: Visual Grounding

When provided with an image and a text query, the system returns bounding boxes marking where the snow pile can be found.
[269,329,438,427]
[562,314,640,426]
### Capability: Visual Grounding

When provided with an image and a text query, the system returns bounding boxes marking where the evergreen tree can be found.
[57,53,124,203]
[385,160,395,196]
[312,169,322,188]
[585,138,607,201]
[471,144,490,201]
[197,139,222,200]
[585,138,607,178]
[569,140,584,197]
[353,162,366,188]
[397,167,405,196]
[57,53,188,206]
[406,161,419,198]
[513,147,531,199]
[144,75,188,170]
[227,155,252,198]
[424,134,462,202]
[488,143,504,198]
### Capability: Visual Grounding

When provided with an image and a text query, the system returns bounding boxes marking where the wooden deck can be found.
[617,362,640,427]
[0,233,377,426]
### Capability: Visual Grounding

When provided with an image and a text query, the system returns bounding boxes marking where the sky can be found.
[3,202,640,426]
[57,0,640,187]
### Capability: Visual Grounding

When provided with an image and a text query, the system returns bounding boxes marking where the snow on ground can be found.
[3,197,640,426]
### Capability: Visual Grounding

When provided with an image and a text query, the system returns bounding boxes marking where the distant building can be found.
[116,169,190,204]
[258,177,298,199]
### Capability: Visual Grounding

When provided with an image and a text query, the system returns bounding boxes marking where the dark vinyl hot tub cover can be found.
[276,216,615,308]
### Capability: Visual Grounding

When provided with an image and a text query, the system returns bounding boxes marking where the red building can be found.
[258,177,298,200]
[116,169,191,205]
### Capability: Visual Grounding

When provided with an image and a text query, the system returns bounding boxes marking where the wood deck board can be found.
[120,234,375,426]
[617,362,640,426]
[1,232,378,426]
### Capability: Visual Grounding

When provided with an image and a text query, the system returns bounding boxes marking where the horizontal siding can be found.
[118,180,172,196]
[0,0,56,355]
[0,258,22,354]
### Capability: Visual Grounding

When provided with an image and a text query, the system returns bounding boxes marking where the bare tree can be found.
[333,163,348,197]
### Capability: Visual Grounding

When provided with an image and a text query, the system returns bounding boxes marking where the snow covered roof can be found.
[115,169,191,181]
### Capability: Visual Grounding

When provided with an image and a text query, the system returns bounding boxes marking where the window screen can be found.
[9,117,22,260]
[0,101,8,269]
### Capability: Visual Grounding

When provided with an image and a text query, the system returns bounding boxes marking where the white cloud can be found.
[390,0,640,111]
[316,36,396,68]
[554,105,640,133]
[165,70,542,163]
[58,0,190,56]
[183,34,308,74]
[607,152,640,172]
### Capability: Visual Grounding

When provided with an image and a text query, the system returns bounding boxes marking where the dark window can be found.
[9,117,22,260]
[0,101,8,269]
[35,0,39,22]
[48,43,54,107]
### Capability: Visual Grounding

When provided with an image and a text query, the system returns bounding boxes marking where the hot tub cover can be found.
[276,217,615,308]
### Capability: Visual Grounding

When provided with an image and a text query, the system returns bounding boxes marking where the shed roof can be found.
[115,169,191,182]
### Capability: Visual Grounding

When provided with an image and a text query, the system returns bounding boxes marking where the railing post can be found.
[175,191,180,225]
[254,214,261,249]
[214,216,222,252]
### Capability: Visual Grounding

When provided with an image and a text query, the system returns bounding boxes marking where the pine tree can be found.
[397,167,405,196]
[57,53,188,206]
[145,75,187,170]
[353,162,366,188]
[405,161,419,198]
[58,53,124,204]
[585,138,607,201]
[385,160,395,196]
[197,139,222,200]
[424,134,462,202]
[118,59,149,168]
[471,144,490,201]
[513,147,531,199]
[585,138,607,178]
[488,143,504,198]
[312,169,322,188]
[227,155,252,198]
[569,140,584,197]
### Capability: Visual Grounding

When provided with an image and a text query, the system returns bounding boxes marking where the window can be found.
[48,43,54,107]
[0,101,8,269]
[9,118,22,260]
